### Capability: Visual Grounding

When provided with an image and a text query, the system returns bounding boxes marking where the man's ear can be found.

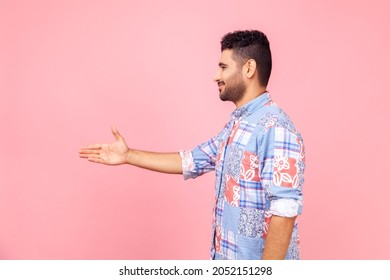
[243,59,257,79]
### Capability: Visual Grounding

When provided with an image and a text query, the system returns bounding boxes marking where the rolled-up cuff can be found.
[270,198,301,217]
[179,150,196,180]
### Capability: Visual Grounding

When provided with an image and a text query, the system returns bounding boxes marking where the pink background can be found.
[1,0,389,259]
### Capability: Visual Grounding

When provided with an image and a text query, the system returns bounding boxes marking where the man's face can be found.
[213,49,246,104]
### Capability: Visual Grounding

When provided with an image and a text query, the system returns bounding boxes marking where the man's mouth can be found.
[218,82,225,89]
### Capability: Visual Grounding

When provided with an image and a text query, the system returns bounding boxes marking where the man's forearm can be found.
[126,149,183,174]
[262,215,296,260]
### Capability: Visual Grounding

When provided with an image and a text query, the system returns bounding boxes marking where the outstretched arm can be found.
[79,126,183,174]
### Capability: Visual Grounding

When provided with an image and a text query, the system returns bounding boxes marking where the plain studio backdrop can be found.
[1,0,389,259]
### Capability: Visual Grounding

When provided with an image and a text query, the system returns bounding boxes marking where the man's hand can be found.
[79,126,183,174]
[79,126,129,165]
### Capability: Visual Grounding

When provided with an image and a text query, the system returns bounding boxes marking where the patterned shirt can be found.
[180,92,305,260]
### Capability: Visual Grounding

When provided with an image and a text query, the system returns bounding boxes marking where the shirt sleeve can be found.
[259,125,305,217]
[179,129,225,180]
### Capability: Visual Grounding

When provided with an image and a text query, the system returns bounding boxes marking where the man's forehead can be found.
[219,49,235,63]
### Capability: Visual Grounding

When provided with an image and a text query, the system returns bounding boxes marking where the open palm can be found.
[79,126,129,165]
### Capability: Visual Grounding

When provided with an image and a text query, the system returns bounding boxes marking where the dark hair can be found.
[221,30,272,87]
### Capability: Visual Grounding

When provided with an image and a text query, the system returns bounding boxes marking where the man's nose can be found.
[213,70,221,82]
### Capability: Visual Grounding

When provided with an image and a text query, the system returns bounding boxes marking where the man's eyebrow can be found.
[219,62,228,67]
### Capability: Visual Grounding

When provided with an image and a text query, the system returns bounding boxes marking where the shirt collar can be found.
[230,91,271,120]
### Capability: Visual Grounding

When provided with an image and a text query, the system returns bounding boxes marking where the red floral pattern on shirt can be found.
[273,155,298,188]
[262,212,272,239]
[225,175,240,206]
[240,152,260,181]
[215,226,222,253]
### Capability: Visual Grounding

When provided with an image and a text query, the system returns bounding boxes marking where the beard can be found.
[219,73,246,104]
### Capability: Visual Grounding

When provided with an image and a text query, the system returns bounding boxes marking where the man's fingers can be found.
[82,144,102,150]
[79,152,100,159]
[79,149,101,155]
[87,157,105,164]
[79,150,100,160]
[79,144,102,155]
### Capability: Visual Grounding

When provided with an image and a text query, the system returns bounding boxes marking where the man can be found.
[79,30,305,260]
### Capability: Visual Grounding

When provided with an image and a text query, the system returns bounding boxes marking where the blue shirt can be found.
[180,92,305,259]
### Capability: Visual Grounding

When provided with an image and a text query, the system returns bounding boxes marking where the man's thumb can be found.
[112,125,121,140]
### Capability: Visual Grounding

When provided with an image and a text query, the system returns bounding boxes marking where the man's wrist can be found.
[126,149,135,165]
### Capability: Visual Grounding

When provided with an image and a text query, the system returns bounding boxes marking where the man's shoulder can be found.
[247,103,302,137]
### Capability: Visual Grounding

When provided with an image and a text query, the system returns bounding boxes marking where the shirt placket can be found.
[211,116,240,258]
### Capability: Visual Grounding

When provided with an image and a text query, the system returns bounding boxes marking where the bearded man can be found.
[80,30,305,260]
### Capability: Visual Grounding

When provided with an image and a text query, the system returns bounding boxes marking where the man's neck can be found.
[235,86,267,108]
